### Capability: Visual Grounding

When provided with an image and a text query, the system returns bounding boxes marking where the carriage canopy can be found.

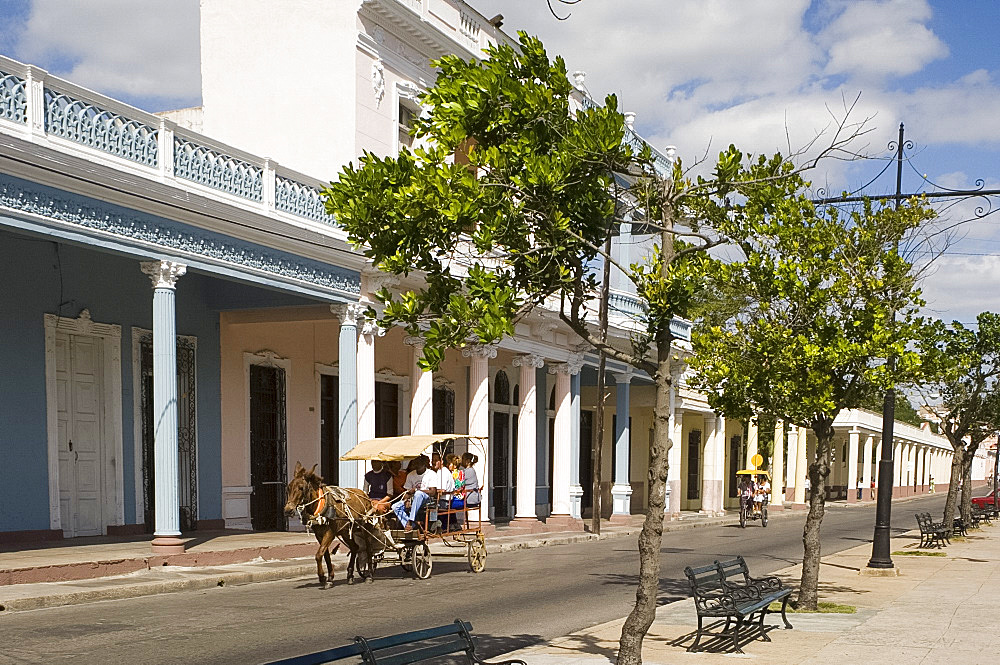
[340,434,487,461]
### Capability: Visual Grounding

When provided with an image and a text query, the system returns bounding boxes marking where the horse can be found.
[284,462,384,587]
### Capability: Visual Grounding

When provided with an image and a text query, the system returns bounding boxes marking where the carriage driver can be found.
[391,454,438,532]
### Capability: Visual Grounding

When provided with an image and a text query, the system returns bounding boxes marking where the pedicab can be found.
[340,433,489,580]
[736,467,770,528]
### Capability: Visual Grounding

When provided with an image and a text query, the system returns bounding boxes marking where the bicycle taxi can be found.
[340,433,488,579]
[736,467,771,528]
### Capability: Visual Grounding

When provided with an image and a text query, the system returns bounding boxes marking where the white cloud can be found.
[14,0,200,107]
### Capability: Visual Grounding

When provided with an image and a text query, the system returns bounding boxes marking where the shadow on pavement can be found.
[665,618,782,654]
[591,573,690,606]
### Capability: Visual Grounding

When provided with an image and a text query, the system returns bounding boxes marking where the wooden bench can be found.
[262,619,525,665]
[915,512,950,548]
[683,559,794,654]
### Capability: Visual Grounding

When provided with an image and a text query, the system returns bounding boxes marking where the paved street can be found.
[0,494,945,665]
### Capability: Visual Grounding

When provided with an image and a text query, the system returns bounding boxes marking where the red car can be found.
[972,490,999,509]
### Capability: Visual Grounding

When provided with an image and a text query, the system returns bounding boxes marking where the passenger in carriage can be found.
[363,459,393,513]
[391,455,438,532]
[388,460,409,502]
[432,452,456,532]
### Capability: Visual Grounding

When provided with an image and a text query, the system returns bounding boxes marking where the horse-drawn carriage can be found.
[284,434,488,588]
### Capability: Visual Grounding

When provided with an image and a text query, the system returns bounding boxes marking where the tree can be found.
[324,33,869,664]
[913,313,1000,528]
[687,198,934,609]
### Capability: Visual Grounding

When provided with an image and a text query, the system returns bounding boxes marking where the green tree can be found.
[687,198,934,609]
[324,33,868,663]
[913,313,1000,527]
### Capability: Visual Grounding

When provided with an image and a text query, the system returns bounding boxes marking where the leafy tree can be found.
[325,33,868,663]
[860,391,923,427]
[687,198,934,609]
[913,313,1000,527]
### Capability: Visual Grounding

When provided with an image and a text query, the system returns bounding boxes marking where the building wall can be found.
[0,230,222,532]
[200,0,359,181]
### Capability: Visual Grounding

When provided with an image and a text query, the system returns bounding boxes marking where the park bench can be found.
[972,505,993,526]
[261,619,525,665]
[683,558,794,654]
[915,512,950,548]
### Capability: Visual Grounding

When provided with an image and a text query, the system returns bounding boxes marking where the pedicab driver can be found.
[391,454,438,532]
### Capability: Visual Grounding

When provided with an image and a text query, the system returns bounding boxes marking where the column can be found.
[668,404,683,517]
[333,303,362,488]
[549,362,574,520]
[462,344,495,521]
[141,260,187,554]
[714,415,727,515]
[568,355,585,519]
[862,435,874,500]
[916,446,925,494]
[513,353,544,521]
[406,336,433,435]
[357,317,381,483]
[770,417,784,508]
[745,419,759,468]
[793,426,808,506]
[893,441,903,496]
[847,428,860,502]
[701,414,716,514]
[611,373,633,518]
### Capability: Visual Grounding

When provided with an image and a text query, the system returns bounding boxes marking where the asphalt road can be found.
[0,493,946,665]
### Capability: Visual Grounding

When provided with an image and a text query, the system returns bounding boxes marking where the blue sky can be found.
[1,0,998,324]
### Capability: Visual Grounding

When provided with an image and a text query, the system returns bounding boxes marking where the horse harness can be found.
[295,485,392,550]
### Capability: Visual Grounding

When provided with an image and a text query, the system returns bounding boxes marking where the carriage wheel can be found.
[412,543,433,579]
[761,506,769,527]
[400,545,414,572]
[468,539,487,573]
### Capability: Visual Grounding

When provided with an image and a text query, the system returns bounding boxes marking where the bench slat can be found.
[361,622,466,652]
[373,638,471,665]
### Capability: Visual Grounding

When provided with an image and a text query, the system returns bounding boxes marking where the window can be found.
[398,102,415,150]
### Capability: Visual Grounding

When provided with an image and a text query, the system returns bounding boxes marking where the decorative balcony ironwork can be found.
[44,89,159,166]
[0,70,27,124]
[608,291,692,341]
[275,176,329,223]
[173,137,263,202]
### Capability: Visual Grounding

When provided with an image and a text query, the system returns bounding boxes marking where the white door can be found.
[57,332,105,537]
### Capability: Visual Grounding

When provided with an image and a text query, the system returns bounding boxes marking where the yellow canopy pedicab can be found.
[736,454,771,528]
[340,433,488,579]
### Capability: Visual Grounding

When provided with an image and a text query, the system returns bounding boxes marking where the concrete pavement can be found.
[498,515,1000,664]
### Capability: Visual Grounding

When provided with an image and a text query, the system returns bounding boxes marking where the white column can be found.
[668,405,683,517]
[568,355,584,519]
[549,362,573,517]
[862,435,874,499]
[406,336,434,435]
[745,420,759,468]
[612,373,633,517]
[357,317,381,484]
[847,428,860,502]
[332,303,361,488]
[770,418,784,508]
[714,415,727,515]
[513,353,544,520]
[463,344,495,522]
[793,426,808,505]
[700,414,714,513]
[916,446,926,493]
[141,260,187,554]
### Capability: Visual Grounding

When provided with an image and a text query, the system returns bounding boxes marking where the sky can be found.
[0,0,998,325]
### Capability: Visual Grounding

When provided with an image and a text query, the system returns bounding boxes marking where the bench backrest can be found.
[715,556,752,586]
[262,620,479,665]
[684,562,725,597]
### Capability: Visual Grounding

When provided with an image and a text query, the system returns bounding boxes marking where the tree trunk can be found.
[616,349,672,665]
[943,445,964,526]
[797,419,833,610]
[960,442,978,527]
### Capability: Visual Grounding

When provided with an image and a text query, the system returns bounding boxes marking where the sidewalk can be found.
[499,518,1000,664]
[0,509,763,612]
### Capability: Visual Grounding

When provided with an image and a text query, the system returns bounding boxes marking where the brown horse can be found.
[284,462,382,588]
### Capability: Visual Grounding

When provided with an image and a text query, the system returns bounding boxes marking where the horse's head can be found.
[284,461,322,517]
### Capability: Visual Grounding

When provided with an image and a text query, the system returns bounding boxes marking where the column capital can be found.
[331,302,364,326]
[360,316,386,339]
[462,343,498,359]
[513,353,545,369]
[549,354,584,375]
[403,335,425,349]
[361,266,400,294]
[140,260,186,289]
